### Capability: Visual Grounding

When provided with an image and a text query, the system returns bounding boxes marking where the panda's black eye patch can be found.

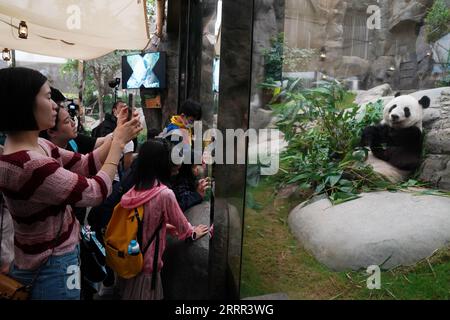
[404,107,411,118]
[388,104,397,113]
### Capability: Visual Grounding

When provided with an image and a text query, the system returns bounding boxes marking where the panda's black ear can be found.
[395,92,402,97]
[419,96,431,109]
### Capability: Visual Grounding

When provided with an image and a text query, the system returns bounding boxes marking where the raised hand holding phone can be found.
[114,106,142,147]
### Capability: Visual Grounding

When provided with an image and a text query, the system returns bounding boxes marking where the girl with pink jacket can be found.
[120,139,208,300]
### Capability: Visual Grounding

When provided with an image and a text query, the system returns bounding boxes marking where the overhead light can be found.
[2,48,11,61]
[320,47,327,61]
[18,20,28,39]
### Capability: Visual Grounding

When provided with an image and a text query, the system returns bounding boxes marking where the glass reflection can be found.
[242,0,450,300]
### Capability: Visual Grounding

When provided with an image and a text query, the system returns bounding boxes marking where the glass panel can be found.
[161,0,222,300]
[208,0,254,299]
[242,0,450,300]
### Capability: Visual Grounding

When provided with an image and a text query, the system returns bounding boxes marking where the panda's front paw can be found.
[360,129,373,147]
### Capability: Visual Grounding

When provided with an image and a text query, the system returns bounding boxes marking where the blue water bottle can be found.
[128,240,140,255]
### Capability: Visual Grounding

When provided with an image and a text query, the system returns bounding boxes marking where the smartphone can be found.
[127,93,133,121]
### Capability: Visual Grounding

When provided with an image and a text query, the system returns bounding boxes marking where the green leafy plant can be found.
[271,79,402,204]
[262,33,316,83]
[425,0,450,43]
[262,33,285,83]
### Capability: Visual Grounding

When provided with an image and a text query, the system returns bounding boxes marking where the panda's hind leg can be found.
[387,150,421,171]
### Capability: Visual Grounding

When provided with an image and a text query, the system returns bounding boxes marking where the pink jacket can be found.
[120,183,194,274]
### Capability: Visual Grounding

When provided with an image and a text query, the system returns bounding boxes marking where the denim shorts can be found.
[10,245,81,300]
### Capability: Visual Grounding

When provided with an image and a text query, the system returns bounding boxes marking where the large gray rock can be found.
[367,56,396,88]
[432,33,450,71]
[420,155,450,190]
[420,88,450,190]
[208,199,243,299]
[336,56,370,79]
[288,192,450,271]
[389,0,433,31]
[410,87,450,126]
[355,83,393,105]
[416,26,434,88]
[274,0,439,91]
[425,129,450,154]
[161,202,210,300]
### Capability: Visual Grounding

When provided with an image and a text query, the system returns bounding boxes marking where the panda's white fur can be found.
[380,95,425,131]
[362,94,429,183]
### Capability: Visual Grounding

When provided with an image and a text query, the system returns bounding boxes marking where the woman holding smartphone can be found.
[0,67,142,300]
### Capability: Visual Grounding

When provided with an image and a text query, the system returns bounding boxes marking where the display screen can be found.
[121,52,166,89]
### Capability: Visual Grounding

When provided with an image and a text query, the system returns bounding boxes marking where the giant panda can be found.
[360,93,430,182]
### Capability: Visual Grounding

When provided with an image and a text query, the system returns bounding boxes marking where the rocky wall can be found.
[420,88,450,190]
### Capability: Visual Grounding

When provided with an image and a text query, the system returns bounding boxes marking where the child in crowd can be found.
[171,150,210,212]
[119,139,209,300]
[160,99,202,146]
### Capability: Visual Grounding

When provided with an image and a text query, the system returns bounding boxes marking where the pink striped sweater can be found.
[0,138,112,270]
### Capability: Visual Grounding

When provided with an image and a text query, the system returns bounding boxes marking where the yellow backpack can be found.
[104,204,163,281]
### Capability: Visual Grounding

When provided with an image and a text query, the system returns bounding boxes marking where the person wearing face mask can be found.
[160,99,202,147]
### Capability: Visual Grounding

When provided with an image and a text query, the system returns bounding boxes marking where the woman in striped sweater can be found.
[0,67,142,300]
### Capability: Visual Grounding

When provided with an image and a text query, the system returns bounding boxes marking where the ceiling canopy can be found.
[0,0,150,60]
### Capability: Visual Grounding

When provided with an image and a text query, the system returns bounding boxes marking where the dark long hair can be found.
[0,67,48,132]
[179,99,202,120]
[133,139,171,190]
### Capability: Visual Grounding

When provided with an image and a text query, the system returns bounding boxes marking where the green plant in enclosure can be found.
[271,79,398,204]
[262,33,316,83]
[425,0,450,43]
[262,33,285,83]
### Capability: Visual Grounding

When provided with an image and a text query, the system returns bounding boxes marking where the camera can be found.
[108,77,121,89]
[66,100,79,118]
